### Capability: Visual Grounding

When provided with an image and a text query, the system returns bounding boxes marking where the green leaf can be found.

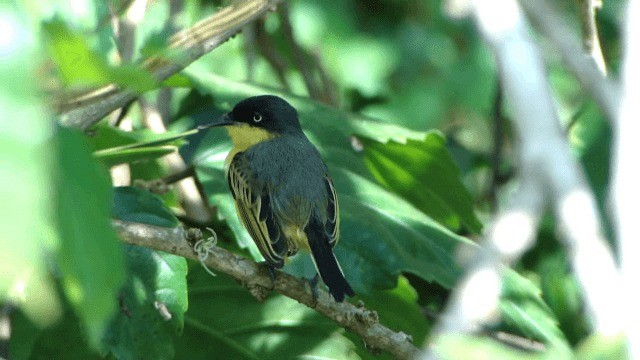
[42,18,157,92]
[95,145,178,167]
[104,246,188,360]
[41,18,109,86]
[89,126,195,167]
[330,168,469,291]
[361,133,483,233]
[163,73,194,88]
[112,186,179,227]
[499,269,568,345]
[174,264,358,360]
[568,102,614,242]
[53,125,125,347]
[88,124,193,151]
[541,252,590,346]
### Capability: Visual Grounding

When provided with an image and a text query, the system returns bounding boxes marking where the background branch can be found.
[613,0,640,358]
[112,220,420,360]
[518,0,618,122]
[59,0,282,131]
[255,19,291,90]
[108,0,147,187]
[425,0,623,357]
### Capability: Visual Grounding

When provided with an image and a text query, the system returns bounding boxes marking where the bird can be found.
[199,95,354,302]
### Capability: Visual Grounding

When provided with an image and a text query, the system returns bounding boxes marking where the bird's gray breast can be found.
[245,136,329,226]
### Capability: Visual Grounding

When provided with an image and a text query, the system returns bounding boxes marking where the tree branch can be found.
[279,3,323,102]
[255,19,291,90]
[112,220,421,360]
[518,0,619,122]
[59,0,282,131]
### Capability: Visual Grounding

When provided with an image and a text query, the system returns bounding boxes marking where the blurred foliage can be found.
[0,0,627,359]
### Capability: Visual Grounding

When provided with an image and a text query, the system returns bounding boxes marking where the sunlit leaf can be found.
[361,133,483,233]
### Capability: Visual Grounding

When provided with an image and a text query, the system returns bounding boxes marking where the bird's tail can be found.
[306,217,354,302]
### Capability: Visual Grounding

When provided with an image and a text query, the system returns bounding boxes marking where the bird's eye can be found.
[253,113,263,123]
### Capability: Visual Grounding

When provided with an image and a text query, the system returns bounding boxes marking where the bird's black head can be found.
[224,95,302,135]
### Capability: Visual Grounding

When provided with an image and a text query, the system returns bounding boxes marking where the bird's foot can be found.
[307,274,320,301]
[259,261,277,290]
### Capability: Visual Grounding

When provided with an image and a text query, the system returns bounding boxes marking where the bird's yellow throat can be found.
[225,123,276,166]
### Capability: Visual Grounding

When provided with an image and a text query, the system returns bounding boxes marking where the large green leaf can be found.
[361,133,483,233]
[54,126,125,347]
[175,264,359,360]
[103,246,188,360]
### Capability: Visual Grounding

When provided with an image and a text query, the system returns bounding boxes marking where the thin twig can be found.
[518,0,619,122]
[255,19,291,90]
[489,81,504,212]
[59,0,283,131]
[243,22,258,82]
[311,50,340,107]
[162,166,195,185]
[156,0,184,123]
[489,331,546,352]
[576,0,606,74]
[109,0,147,187]
[112,220,421,360]
[279,2,323,101]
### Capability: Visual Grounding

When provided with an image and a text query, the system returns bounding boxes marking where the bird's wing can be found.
[325,175,340,247]
[228,152,287,267]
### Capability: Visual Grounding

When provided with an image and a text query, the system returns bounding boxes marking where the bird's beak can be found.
[198,112,236,130]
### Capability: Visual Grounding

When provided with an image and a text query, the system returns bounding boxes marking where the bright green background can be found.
[0,0,625,359]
